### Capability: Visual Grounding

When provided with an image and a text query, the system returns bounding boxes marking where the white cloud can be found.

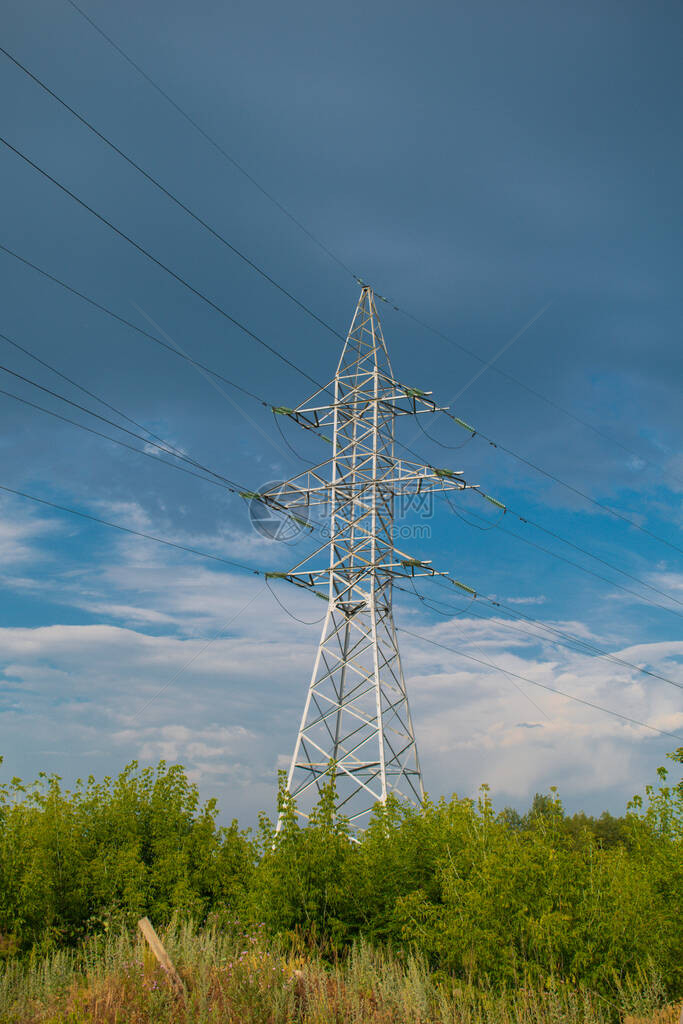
[0,499,64,565]
[0,496,679,824]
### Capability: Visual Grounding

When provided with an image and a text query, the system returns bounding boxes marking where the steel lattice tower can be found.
[262,287,475,833]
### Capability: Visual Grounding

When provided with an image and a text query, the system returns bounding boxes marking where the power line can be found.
[378,422,683,611]
[2,468,677,748]
[217,490,683,692]
[0,481,263,573]
[4,231,681,621]
[0,356,247,491]
[398,626,683,743]
[0,345,316,539]
[0,43,346,346]
[0,328,186,458]
[477,587,683,687]
[1,121,676,559]
[439,412,683,556]
[351,402,682,575]
[0,243,269,407]
[265,576,326,626]
[3,300,679,749]
[62,0,682,489]
[396,576,682,691]
[399,580,550,722]
[443,500,683,622]
[501,502,683,610]
[395,309,683,488]
[5,236,680,621]
[0,386,240,494]
[2,225,679,625]
[416,579,683,691]
[0,135,327,393]
[10,41,674,542]
[64,0,357,281]
[5,346,671,688]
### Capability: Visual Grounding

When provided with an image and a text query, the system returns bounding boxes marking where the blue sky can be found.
[0,0,681,824]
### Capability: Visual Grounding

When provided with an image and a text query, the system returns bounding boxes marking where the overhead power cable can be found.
[0,386,240,493]
[9,463,673,737]
[444,501,683,622]
[439,412,683,557]
[0,115,674,558]
[0,44,345,345]
[63,0,681,489]
[4,237,681,619]
[0,243,268,407]
[0,347,313,537]
[395,577,682,691]
[0,356,247,491]
[289,394,679,568]
[65,0,357,281]
[219,489,683,692]
[399,580,549,722]
[398,626,683,743]
[0,135,328,394]
[17,343,678,669]
[291,407,683,609]
[0,328,186,458]
[416,579,683,690]
[0,481,263,574]
[498,502,683,610]
[20,473,674,747]
[397,310,682,488]
[265,576,327,625]
[3,339,679,692]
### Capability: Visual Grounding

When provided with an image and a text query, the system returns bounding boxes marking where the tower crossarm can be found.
[257,457,477,510]
[273,373,447,435]
[269,547,451,594]
[388,458,477,495]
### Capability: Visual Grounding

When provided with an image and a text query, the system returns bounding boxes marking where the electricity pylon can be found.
[263,287,476,833]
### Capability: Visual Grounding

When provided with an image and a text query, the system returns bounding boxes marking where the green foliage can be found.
[248,769,353,947]
[0,760,254,950]
[0,750,681,1002]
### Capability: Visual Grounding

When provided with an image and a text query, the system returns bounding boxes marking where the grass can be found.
[0,920,679,1024]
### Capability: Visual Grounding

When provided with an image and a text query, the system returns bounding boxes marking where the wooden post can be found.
[137,917,185,997]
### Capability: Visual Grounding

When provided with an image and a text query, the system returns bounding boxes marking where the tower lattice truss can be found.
[261,287,476,833]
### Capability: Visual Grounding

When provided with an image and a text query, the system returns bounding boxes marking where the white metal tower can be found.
[262,287,475,833]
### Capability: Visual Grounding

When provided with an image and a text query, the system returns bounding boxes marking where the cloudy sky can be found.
[0,0,681,825]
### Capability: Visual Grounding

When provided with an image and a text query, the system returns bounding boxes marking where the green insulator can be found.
[482,492,506,510]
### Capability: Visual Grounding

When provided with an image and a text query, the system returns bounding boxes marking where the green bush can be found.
[0,749,680,999]
[0,759,253,950]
